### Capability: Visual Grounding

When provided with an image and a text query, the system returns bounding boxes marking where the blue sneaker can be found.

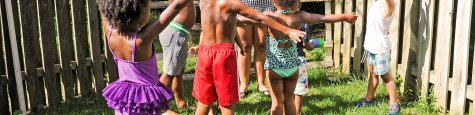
[389,104,401,115]
[355,98,376,107]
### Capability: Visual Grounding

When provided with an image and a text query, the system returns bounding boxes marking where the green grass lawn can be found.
[37,58,440,115]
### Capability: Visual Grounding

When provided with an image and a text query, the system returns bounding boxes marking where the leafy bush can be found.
[305,47,326,62]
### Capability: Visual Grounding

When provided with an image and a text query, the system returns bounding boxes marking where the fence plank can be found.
[471,5,475,114]
[333,0,343,68]
[106,47,119,82]
[341,0,353,74]
[399,0,419,97]
[0,0,3,76]
[450,0,473,113]
[56,0,75,100]
[0,3,10,113]
[1,0,21,111]
[19,0,45,110]
[352,0,366,74]
[0,82,9,114]
[87,0,105,93]
[0,84,8,114]
[72,0,92,95]
[38,0,61,105]
[324,1,333,63]
[0,78,8,114]
[433,0,454,111]
[472,45,475,114]
[389,0,402,77]
[416,0,436,98]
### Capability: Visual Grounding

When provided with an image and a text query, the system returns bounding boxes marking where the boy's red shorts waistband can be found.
[198,43,235,50]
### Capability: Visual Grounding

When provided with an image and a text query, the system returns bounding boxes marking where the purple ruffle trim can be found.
[102,81,173,114]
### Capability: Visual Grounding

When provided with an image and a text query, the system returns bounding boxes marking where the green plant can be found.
[305,47,326,62]
[395,74,403,96]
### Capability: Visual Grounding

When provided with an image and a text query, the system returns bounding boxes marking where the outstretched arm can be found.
[230,1,306,42]
[301,12,357,24]
[140,0,193,42]
[237,16,261,25]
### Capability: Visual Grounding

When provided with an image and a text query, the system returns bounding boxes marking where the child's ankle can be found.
[389,100,398,105]
[364,97,374,101]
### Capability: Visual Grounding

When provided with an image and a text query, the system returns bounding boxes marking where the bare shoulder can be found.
[296,11,309,17]
[294,11,308,22]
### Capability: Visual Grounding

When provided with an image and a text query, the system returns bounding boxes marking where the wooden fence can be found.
[323,0,474,114]
[1,0,474,114]
[0,0,119,114]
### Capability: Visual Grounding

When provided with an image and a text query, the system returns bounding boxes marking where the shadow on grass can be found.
[35,94,113,115]
[304,93,352,114]
[302,92,389,114]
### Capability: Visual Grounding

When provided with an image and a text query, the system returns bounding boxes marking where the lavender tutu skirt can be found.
[102,81,173,114]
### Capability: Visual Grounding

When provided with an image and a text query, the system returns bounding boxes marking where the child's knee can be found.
[274,96,285,105]
[381,74,394,83]
[271,103,284,110]
[284,94,295,101]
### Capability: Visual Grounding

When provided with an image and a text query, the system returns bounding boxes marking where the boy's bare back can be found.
[199,0,239,44]
[170,0,196,28]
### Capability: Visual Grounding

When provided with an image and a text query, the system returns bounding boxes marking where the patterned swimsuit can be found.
[264,36,301,77]
[241,0,276,12]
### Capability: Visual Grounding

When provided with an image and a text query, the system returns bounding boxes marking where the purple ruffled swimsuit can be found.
[102,31,173,114]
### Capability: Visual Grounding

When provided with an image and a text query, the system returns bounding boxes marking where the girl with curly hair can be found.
[96,0,192,114]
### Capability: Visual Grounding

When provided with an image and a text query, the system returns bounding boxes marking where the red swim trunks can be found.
[192,44,239,106]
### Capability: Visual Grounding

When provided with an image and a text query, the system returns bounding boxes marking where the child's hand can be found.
[344,12,358,23]
[188,46,199,56]
[288,29,307,43]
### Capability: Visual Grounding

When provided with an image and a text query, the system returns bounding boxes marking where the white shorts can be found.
[294,56,309,95]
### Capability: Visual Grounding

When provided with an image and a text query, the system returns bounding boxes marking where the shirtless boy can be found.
[190,0,306,114]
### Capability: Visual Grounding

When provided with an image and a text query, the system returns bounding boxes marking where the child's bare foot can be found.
[176,100,186,109]
[177,101,196,110]
[258,85,270,95]
[239,90,249,98]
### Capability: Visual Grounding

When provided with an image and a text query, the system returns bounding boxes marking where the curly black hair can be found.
[97,0,149,30]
